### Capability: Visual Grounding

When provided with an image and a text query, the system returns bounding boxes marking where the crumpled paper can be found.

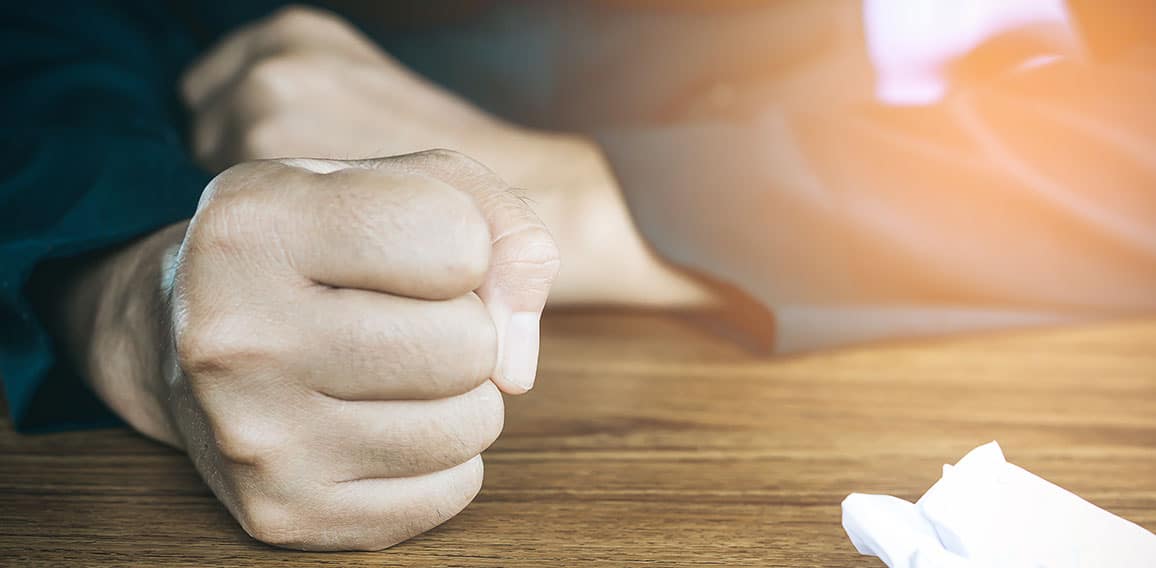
[842,442,1156,567]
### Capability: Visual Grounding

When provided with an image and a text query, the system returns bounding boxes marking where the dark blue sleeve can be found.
[0,1,211,430]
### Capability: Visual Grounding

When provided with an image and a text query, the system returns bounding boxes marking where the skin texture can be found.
[63,151,556,551]
[52,5,713,551]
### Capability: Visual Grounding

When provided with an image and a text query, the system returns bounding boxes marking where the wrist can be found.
[515,131,717,308]
[58,223,188,447]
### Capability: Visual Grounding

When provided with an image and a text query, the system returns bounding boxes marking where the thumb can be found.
[389,150,561,394]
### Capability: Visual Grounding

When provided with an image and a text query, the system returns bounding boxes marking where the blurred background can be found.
[354,0,1156,351]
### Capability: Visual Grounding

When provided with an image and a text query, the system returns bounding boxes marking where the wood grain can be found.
[2,311,1155,567]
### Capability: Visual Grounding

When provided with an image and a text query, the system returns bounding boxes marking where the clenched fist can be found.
[64,150,559,550]
[181,5,536,182]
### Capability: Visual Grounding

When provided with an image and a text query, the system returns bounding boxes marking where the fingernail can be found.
[501,312,541,391]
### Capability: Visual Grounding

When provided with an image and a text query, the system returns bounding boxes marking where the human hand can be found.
[68,151,558,550]
[179,5,716,309]
[182,5,535,181]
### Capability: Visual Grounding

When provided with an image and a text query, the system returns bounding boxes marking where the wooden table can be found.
[2,312,1155,567]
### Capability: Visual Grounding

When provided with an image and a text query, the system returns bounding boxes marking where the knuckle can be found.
[174,311,276,378]
[236,497,303,548]
[367,295,494,399]
[452,297,499,389]
[262,5,368,62]
[240,119,287,159]
[242,55,307,101]
[211,414,287,466]
[490,224,561,287]
[404,177,491,294]
[463,454,486,490]
[444,456,486,510]
[188,166,289,255]
[430,253,489,298]
[266,4,338,36]
[499,226,561,270]
[186,198,252,259]
[174,318,233,377]
[353,508,429,552]
[440,384,505,465]
[435,188,491,274]
[438,226,491,294]
[393,460,484,541]
[202,160,268,194]
[470,383,506,451]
